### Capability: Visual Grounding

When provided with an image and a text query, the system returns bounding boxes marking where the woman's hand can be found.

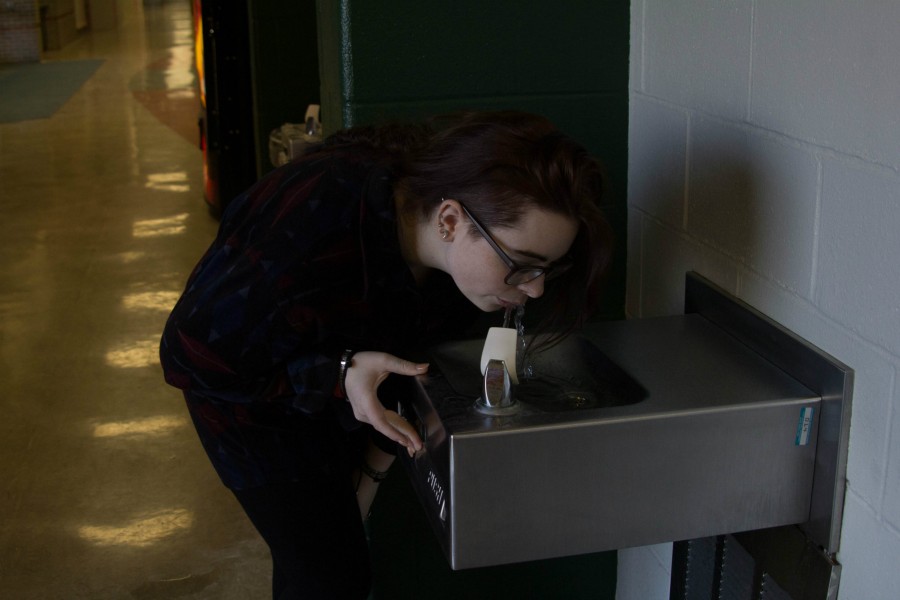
[342,351,427,456]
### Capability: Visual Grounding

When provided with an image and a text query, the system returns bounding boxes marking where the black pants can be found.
[232,473,371,600]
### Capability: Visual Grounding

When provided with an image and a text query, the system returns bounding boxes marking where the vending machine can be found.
[192,0,255,213]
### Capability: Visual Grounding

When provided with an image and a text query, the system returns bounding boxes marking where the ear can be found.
[436,198,466,242]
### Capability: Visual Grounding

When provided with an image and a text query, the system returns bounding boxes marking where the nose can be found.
[516,275,545,299]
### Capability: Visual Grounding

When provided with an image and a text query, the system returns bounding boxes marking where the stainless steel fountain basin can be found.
[419,333,646,418]
[397,273,851,571]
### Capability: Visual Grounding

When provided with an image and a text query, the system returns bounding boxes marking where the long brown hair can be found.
[321,111,615,349]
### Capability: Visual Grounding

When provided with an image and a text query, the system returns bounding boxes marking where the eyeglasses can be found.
[458,202,573,286]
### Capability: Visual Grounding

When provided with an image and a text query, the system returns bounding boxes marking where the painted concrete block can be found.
[837,495,900,600]
[818,159,900,356]
[884,382,900,533]
[626,207,644,319]
[616,545,672,600]
[629,0,645,91]
[687,118,818,296]
[628,95,688,229]
[751,2,900,169]
[639,218,738,318]
[642,0,751,120]
[739,269,892,509]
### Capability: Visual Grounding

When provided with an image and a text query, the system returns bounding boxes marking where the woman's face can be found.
[443,204,578,313]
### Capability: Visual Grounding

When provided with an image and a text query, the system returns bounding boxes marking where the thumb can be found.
[387,356,429,377]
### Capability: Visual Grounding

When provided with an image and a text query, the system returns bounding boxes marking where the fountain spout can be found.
[480,358,514,409]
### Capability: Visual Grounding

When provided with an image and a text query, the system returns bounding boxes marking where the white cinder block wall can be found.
[619,1,900,599]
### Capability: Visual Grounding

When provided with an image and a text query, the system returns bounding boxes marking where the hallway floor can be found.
[0,4,625,598]
[0,2,271,597]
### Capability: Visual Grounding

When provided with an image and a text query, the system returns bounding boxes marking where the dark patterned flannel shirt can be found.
[159,146,475,489]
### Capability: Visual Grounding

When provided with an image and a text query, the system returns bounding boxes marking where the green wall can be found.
[248,0,320,177]
[311,4,630,594]
[316,0,630,318]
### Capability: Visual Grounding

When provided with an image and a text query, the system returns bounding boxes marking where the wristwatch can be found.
[339,349,357,399]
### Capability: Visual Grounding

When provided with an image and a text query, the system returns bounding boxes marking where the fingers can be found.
[370,410,422,456]
[351,351,428,379]
[343,351,427,455]
[388,411,422,456]
[384,354,429,377]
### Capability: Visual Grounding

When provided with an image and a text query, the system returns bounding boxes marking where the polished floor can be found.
[0,5,626,598]
[0,2,271,598]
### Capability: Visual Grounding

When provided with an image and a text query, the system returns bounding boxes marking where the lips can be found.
[496,298,523,309]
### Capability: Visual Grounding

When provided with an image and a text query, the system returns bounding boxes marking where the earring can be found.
[439,228,448,239]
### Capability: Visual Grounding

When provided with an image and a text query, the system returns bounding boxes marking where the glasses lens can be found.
[505,268,545,285]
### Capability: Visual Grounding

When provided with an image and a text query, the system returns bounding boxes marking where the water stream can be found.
[514,304,533,380]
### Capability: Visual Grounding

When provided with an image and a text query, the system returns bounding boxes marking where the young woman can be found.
[159,110,613,599]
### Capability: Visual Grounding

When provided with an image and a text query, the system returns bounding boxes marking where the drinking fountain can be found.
[396,272,852,577]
